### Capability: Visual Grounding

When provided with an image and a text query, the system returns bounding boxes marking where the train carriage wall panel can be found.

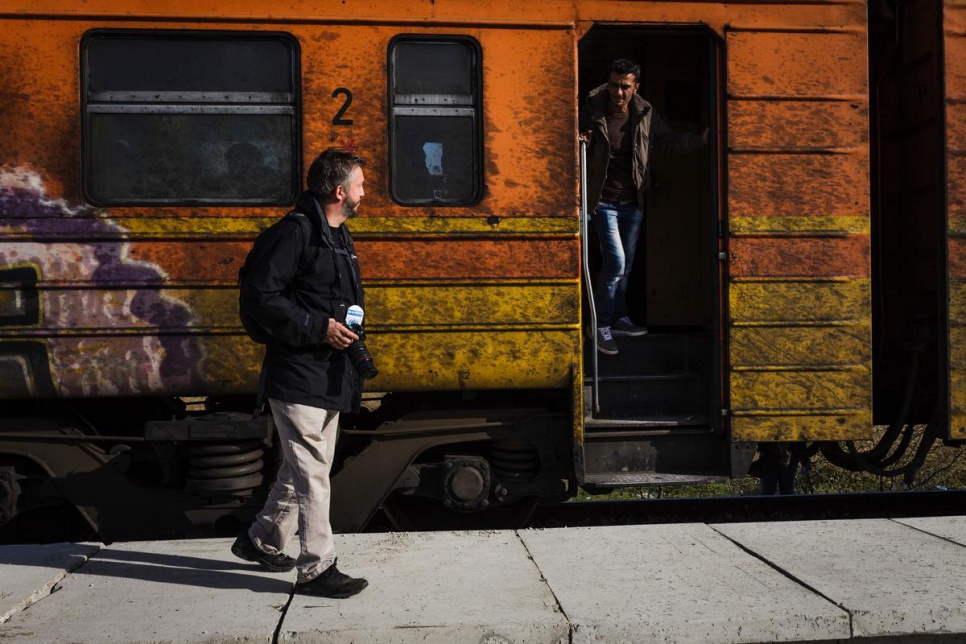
[0,14,582,399]
[946,0,966,440]
[726,22,872,442]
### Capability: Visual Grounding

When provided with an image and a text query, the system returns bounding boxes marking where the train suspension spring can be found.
[188,440,265,496]
[490,438,539,483]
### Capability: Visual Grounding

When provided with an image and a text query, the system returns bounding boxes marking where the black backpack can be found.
[237,211,314,345]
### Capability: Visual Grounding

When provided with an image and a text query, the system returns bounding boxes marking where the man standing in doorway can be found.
[581,58,707,354]
[232,148,369,599]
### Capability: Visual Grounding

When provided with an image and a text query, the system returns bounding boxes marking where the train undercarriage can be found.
[0,390,575,543]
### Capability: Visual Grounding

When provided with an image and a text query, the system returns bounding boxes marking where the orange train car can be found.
[855,0,965,482]
[0,0,959,540]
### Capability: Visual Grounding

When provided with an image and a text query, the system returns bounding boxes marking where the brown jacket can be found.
[580,85,703,211]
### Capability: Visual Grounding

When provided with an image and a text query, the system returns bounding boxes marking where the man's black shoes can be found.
[231,531,297,573]
[295,559,368,598]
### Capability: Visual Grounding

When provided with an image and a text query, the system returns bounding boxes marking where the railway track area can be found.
[526,489,966,528]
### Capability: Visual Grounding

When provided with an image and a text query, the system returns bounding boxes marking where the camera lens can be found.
[345,323,378,381]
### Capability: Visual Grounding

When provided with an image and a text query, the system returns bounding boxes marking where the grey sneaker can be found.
[591,326,618,355]
[611,316,648,337]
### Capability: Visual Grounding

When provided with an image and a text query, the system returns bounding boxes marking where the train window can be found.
[388,37,482,206]
[82,32,299,206]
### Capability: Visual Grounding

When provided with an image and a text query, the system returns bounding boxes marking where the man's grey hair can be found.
[307,148,366,198]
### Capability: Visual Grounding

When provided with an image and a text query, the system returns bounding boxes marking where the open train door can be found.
[577,7,875,490]
[724,19,874,449]
[577,26,729,486]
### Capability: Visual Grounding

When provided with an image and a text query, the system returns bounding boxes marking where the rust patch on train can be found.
[727,31,867,98]
[729,101,868,150]
[358,238,579,280]
[729,153,869,218]
[730,236,871,279]
[947,238,966,280]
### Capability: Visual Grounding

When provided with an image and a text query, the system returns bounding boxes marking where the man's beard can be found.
[342,197,360,219]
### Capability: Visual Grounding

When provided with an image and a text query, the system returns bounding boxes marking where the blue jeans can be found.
[591,200,643,327]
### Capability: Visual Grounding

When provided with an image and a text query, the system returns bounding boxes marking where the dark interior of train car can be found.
[577,26,726,485]
[869,0,946,429]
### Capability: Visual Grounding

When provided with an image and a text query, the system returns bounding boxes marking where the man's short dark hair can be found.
[610,58,641,83]
[307,148,366,198]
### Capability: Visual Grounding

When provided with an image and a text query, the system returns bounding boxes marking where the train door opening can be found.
[578,26,726,485]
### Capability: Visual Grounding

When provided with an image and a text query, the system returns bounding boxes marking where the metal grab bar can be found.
[579,137,600,413]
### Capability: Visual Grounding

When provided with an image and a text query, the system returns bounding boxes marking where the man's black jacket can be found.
[240,191,364,412]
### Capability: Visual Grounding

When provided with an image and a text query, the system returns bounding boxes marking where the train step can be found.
[584,377,708,418]
[583,471,726,486]
[582,427,731,483]
[583,331,711,379]
[583,415,709,433]
[583,331,713,419]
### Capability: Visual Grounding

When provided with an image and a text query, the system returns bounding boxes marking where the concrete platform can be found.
[713,519,966,639]
[279,531,568,643]
[0,542,98,623]
[1,517,965,643]
[519,524,849,643]
[0,538,294,643]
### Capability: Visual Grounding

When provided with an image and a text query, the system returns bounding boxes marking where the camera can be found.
[345,305,378,381]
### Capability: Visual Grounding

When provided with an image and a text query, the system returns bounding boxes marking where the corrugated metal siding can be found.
[726,19,873,441]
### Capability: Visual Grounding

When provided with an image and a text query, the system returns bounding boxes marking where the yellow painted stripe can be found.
[732,413,872,442]
[366,330,579,391]
[947,217,966,237]
[948,282,966,326]
[948,328,966,368]
[731,369,870,413]
[731,326,870,368]
[367,283,579,327]
[730,279,870,323]
[949,279,966,440]
[730,216,870,235]
[949,370,966,441]
[185,329,581,394]
[203,335,265,392]
[115,216,579,238]
[14,284,581,331]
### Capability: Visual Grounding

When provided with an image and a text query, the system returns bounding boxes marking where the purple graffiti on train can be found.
[0,168,205,396]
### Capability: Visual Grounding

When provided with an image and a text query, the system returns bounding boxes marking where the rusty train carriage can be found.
[0,0,953,539]
[945,1,966,439]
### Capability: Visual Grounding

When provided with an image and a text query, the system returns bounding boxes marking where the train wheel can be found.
[382,493,537,531]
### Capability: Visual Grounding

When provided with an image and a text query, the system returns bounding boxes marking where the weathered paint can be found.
[731,327,871,369]
[730,280,870,323]
[726,17,872,442]
[0,170,204,397]
[729,216,870,236]
[730,237,871,279]
[729,100,868,151]
[0,1,877,450]
[729,154,870,219]
[732,414,870,443]
[0,10,582,403]
[947,1,966,439]
[368,330,578,391]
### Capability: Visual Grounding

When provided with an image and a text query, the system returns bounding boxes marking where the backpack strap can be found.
[253,211,315,418]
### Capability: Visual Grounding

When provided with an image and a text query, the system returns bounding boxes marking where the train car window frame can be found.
[81,30,301,207]
[387,35,483,206]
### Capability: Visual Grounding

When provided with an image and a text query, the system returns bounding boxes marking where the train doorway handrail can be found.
[579,137,600,413]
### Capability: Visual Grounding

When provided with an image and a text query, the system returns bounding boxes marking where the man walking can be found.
[581,58,706,355]
[232,148,369,598]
